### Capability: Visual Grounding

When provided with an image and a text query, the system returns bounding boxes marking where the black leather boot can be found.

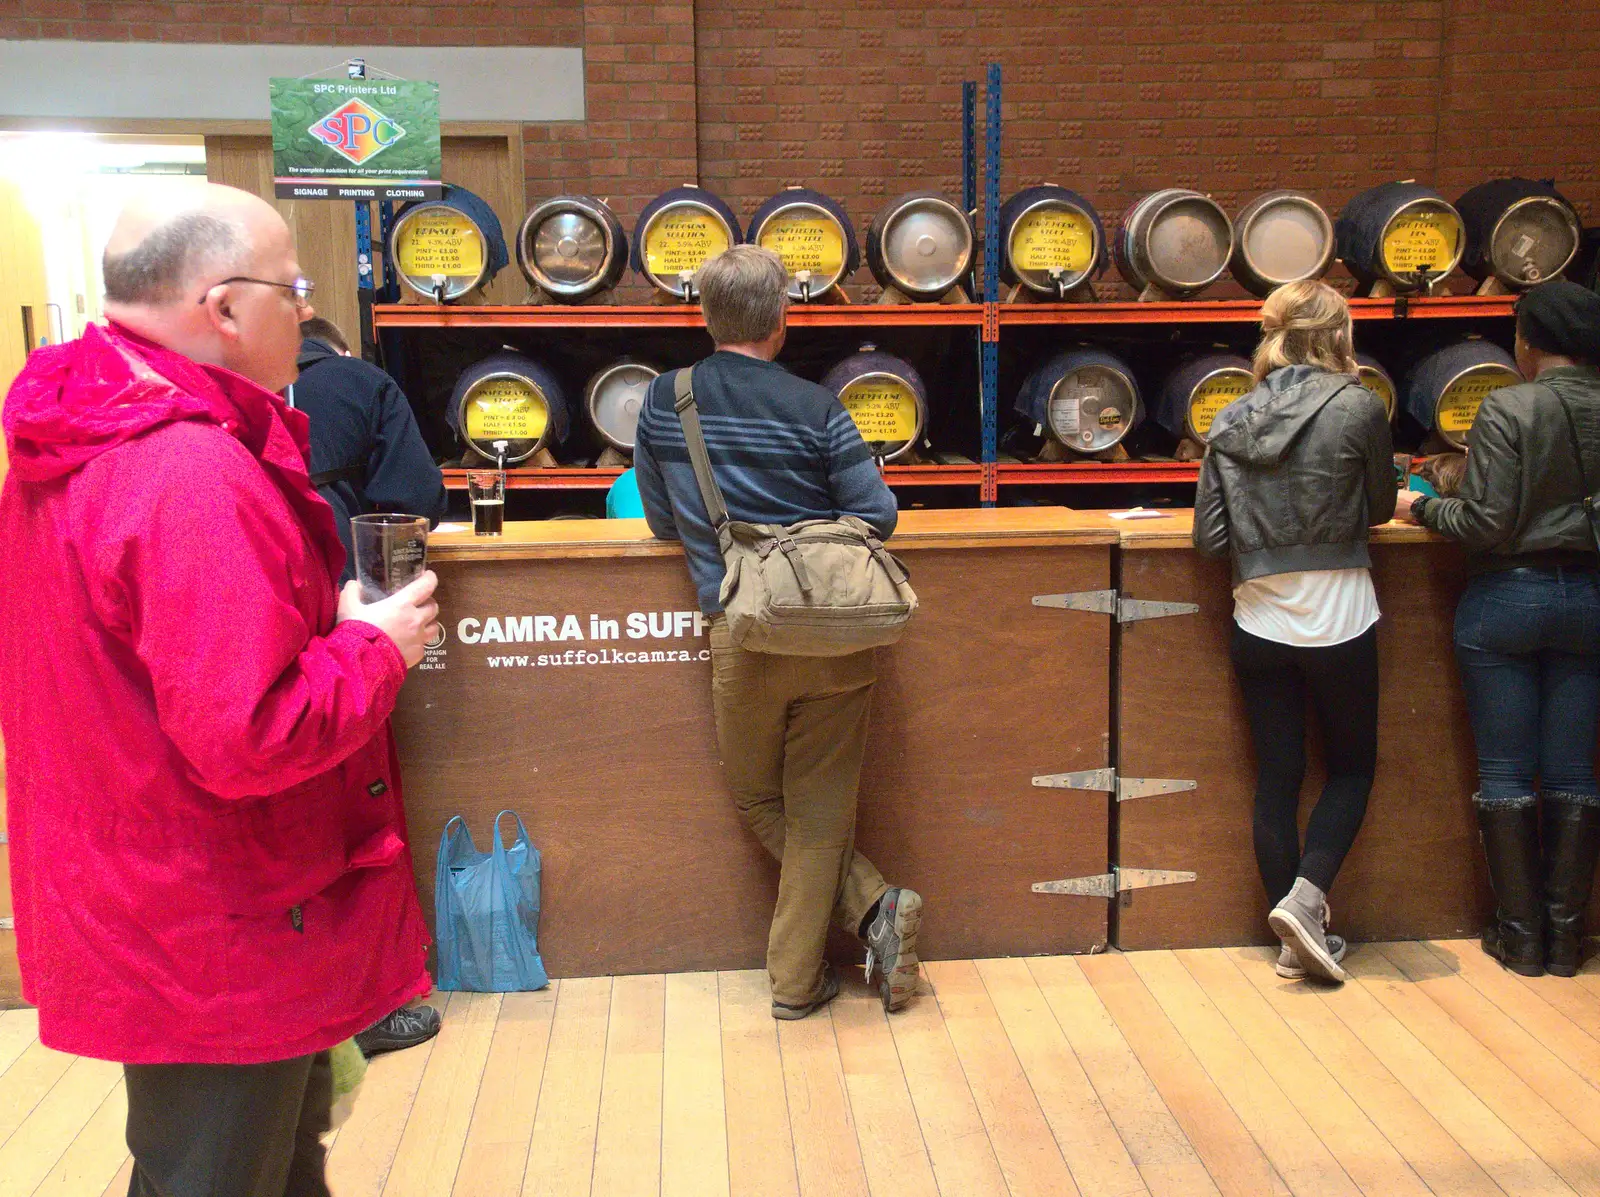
[1478,800,1545,977]
[1542,795,1600,978]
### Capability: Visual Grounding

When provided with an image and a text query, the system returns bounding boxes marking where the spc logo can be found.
[309,98,406,166]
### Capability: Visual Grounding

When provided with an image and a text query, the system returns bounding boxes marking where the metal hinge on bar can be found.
[1032,866,1197,898]
[1032,768,1196,801]
[1032,589,1200,623]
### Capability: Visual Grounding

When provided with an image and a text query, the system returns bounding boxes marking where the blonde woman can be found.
[1194,280,1397,983]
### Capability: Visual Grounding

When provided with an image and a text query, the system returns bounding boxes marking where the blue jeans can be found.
[1454,568,1600,807]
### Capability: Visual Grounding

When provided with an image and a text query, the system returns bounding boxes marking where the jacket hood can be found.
[3,323,221,483]
[297,337,341,371]
[3,322,319,489]
[1205,365,1359,468]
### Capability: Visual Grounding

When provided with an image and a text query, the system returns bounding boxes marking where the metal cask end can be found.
[1456,177,1582,290]
[1336,181,1465,293]
[1356,352,1398,423]
[517,195,628,301]
[748,187,860,302]
[998,185,1107,298]
[583,359,661,454]
[388,183,509,303]
[1115,188,1234,299]
[1405,339,1520,450]
[1230,190,1335,297]
[449,350,571,465]
[865,190,976,301]
[1156,353,1255,445]
[1014,347,1143,454]
[630,184,743,300]
[821,345,929,462]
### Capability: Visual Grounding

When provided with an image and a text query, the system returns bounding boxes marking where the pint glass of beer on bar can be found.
[352,514,430,602]
[467,470,505,537]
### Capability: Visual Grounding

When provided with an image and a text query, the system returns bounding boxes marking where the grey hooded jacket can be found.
[1193,364,1397,582]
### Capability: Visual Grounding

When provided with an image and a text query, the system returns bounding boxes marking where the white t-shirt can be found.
[1232,568,1380,647]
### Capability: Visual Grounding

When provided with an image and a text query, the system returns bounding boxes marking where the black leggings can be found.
[1229,623,1380,903]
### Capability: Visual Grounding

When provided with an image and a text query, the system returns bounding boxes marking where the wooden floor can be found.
[4,941,1600,1196]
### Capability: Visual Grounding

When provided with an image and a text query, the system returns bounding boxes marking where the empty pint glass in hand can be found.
[352,514,429,602]
[467,470,505,537]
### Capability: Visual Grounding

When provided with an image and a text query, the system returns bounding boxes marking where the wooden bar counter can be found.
[1104,512,1493,950]
[393,508,1119,978]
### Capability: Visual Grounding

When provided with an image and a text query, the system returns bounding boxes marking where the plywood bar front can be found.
[1109,512,1493,950]
[392,509,1118,978]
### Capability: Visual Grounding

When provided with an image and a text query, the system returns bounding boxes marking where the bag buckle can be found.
[774,534,813,593]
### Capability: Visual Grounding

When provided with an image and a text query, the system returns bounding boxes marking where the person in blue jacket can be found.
[290,317,447,584]
[289,316,446,1056]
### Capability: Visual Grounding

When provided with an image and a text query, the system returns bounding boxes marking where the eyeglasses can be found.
[198,276,315,306]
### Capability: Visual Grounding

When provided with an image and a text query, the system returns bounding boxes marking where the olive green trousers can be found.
[710,617,889,1006]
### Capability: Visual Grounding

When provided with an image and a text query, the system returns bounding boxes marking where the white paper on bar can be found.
[433,523,470,534]
[1107,507,1171,520]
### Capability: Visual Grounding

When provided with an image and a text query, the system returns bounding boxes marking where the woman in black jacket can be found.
[1195,280,1397,983]
[1397,280,1600,978]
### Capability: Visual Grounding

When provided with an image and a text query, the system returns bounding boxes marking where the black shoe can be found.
[1543,795,1600,978]
[1478,800,1545,977]
[772,964,841,1021]
[355,1004,441,1057]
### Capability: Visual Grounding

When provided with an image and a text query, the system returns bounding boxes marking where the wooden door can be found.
[0,177,45,1003]
[205,127,525,346]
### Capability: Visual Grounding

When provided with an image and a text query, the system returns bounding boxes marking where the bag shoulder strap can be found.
[673,367,730,531]
[1545,379,1600,553]
[309,463,365,490]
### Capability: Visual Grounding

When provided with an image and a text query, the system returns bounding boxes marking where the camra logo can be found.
[309,98,407,166]
[424,624,446,651]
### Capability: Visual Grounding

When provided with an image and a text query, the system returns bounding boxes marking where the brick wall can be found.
[5,1,1595,289]
[2,0,583,47]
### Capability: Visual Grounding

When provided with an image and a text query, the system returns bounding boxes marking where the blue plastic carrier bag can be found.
[435,810,549,992]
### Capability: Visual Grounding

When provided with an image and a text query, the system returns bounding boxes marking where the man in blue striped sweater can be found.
[634,245,925,1019]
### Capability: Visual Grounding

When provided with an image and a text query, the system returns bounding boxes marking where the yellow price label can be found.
[1010,207,1095,275]
[1436,367,1518,435]
[464,378,549,442]
[1189,371,1253,440]
[644,210,731,278]
[758,212,845,279]
[1382,211,1461,276]
[1358,366,1397,420]
[841,377,920,444]
[397,209,486,278]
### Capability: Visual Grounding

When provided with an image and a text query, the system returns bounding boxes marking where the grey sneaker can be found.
[354,1003,441,1057]
[1268,878,1349,984]
[863,887,923,1012]
[1277,934,1348,979]
[772,964,840,1021]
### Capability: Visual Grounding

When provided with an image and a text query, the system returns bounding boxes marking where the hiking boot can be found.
[772,964,840,1021]
[1542,795,1600,977]
[1478,799,1545,977]
[863,887,923,1012]
[1268,878,1348,984]
[354,1004,441,1058]
[1276,934,1347,980]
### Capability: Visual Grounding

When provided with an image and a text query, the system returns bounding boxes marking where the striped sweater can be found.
[633,350,899,614]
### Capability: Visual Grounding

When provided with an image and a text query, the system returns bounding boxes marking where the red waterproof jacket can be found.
[0,323,430,1064]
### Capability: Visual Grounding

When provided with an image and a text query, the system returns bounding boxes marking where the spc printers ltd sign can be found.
[269,76,442,201]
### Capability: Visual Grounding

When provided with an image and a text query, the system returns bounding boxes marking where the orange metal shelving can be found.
[998,461,1202,485]
[374,303,986,330]
[443,463,986,491]
[997,294,1516,327]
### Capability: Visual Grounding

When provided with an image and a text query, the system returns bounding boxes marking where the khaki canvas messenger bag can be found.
[673,366,918,656]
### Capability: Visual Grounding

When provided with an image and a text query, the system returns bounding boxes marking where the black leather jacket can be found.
[1416,365,1600,570]
[1193,365,1397,581]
